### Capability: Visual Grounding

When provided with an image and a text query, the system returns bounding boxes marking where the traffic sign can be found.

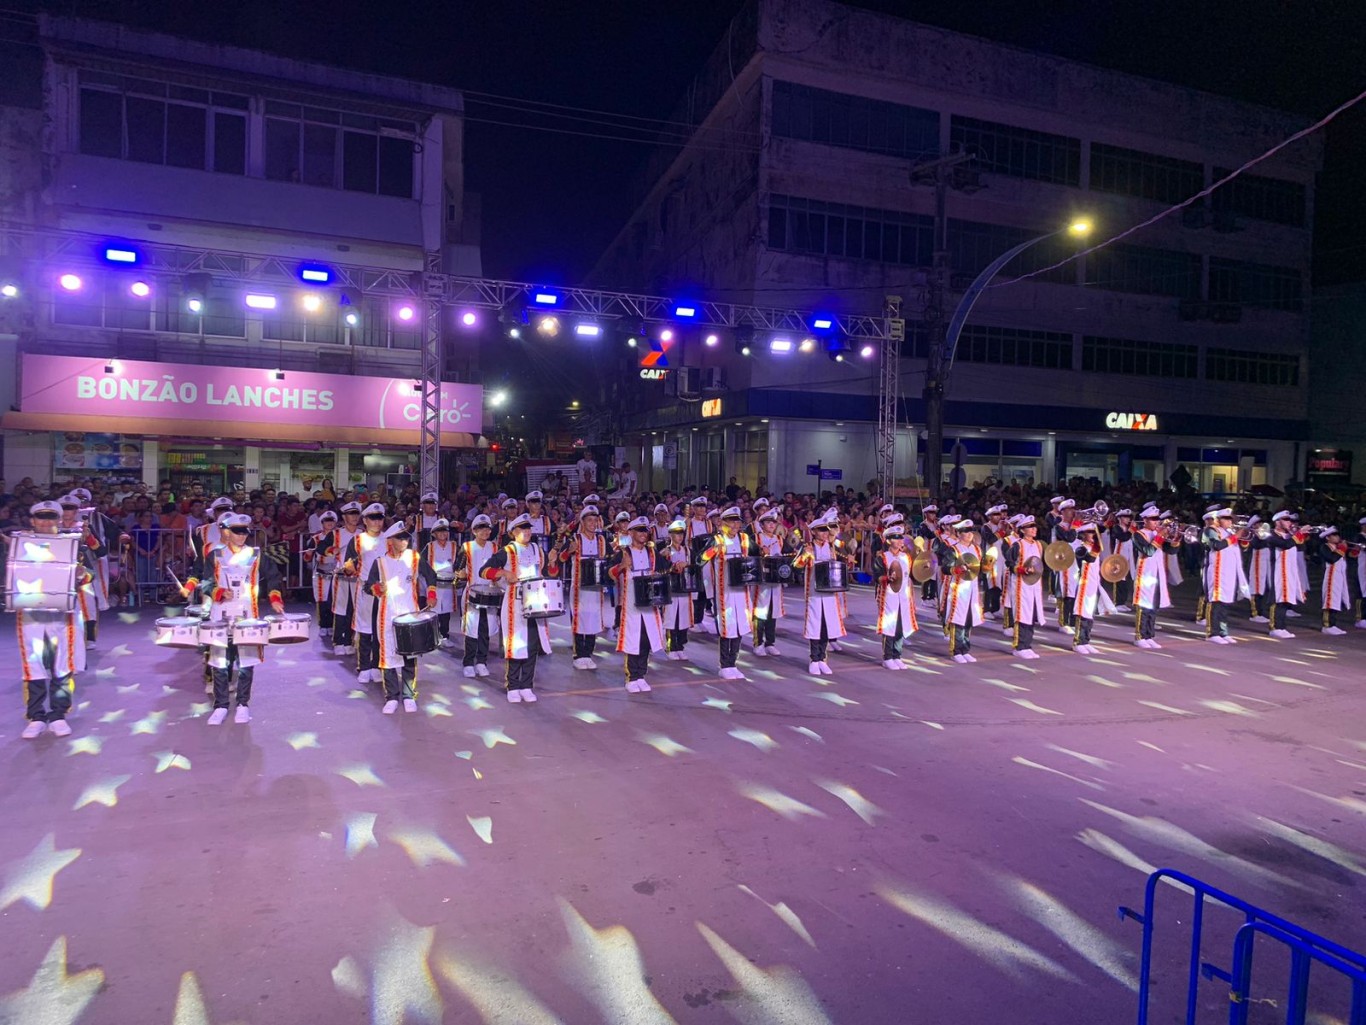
[820,468,842,480]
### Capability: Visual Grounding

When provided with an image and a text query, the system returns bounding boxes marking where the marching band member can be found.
[365,523,438,714]
[14,501,86,738]
[916,505,940,603]
[686,498,715,632]
[660,520,694,660]
[328,502,363,655]
[455,514,500,678]
[1355,516,1366,629]
[494,498,520,545]
[524,491,555,554]
[1131,506,1178,650]
[305,510,338,644]
[933,516,960,624]
[1202,508,1245,644]
[1287,513,1308,619]
[70,487,114,618]
[793,512,847,676]
[1266,511,1305,639]
[609,510,632,637]
[481,513,560,702]
[938,518,983,663]
[184,512,284,725]
[558,505,610,670]
[700,507,756,680]
[420,518,459,649]
[191,496,236,566]
[413,492,442,550]
[1107,509,1136,612]
[873,524,917,669]
[1243,516,1272,624]
[1043,496,1065,599]
[1000,514,1023,634]
[1194,504,1222,626]
[608,516,664,692]
[651,503,673,544]
[1004,516,1046,660]
[750,508,788,656]
[1054,500,1079,632]
[58,494,107,647]
[1161,510,1185,588]
[1318,527,1350,635]
[981,505,1009,620]
[1070,522,1115,654]
[344,502,388,684]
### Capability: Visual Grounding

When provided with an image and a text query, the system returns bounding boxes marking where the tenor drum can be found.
[198,620,231,647]
[468,587,504,609]
[317,554,338,575]
[725,556,761,587]
[233,618,271,646]
[10,532,81,565]
[155,616,202,648]
[814,560,848,593]
[760,556,796,585]
[577,557,609,589]
[4,560,78,612]
[518,577,565,619]
[678,565,704,594]
[631,574,672,608]
[266,612,312,644]
[393,610,438,656]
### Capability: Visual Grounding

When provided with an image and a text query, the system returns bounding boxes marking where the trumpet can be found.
[1072,500,1109,526]
[1160,520,1201,544]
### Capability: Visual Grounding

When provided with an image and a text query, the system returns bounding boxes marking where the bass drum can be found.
[393,610,439,656]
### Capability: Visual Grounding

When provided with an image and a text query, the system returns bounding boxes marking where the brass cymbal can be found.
[958,551,981,575]
[911,554,935,583]
[1044,541,1077,571]
[1100,554,1130,583]
[1021,556,1044,586]
[887,559,905,593]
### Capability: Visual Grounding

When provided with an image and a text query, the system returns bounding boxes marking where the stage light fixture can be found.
[298,264,332,284]
[769,337,794,354]
[531,291,560,306]
[59,273,83,292]
[396,304,416,322]
[535,314,560,338]
[245,293,277,310]
[187,298,203,313]
[573,322,602,338]
[735,325,755,357]
[301,293,323,313]
[673,304,697,319]
[344,311,359,327]
[831,352,845,363]
[860,344,876,359]
[740,343,752,357]
[659,328,675,343]
[811,316,835,331]
[273,369,286,381]
[103,246,139,265]
[490,390,508,407]
[626,336,638,348]
[508,326,522,339]
[129,281,151,298]
[704,333,720,347]
[460,310,479,327]
[799,337,816,353]
[0,283,17,299]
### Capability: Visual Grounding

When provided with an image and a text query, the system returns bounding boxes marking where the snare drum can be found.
[678,565,704,594]
[232,618,272,646]
[393,610,438,656]
[266,612,312,644]
[578,557,609,589]
[317,555,338,575]
[198,620,231,647]
[631,574,672,608]
[725,556,762,587]
[155,616,202,648]
[518,577,565,619]
[760,556,796,585]
[814,560,848,593]
[468,587,504,609]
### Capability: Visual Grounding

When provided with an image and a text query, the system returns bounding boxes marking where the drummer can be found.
[480,513,560,703]
[58,493,108,648]
[365,522,438,715]
[420,518,459,650]
[794,512,848,676]
[523,490,555,552]
[700,506,757,680]
[328,501,363,656]
[183,512,284,725]
[304,510,338,645]
[609,516,665,693]
[750,508,789,657]
[343,502,388,685]
[686,497,716,632]
[557,505,610,671]
[874,524,918,669]
[455,514,500,679]
[659,519,694,660]
[14,501,87,738]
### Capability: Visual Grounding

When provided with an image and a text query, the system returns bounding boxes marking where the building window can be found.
[1211,170,1306,227]
[1208,257,1302,312]
[767,194,934,266]
[957,325,1073,369]
[949,116,1080,186]
[1082,336,1198,378]
[1090,142,1203,204]
[770,80,939,160]
[948,220,1076,285]
[1206,348,1300,386]
[731,427,769,493]
[1085,243,1200,298]
[263,100,416,197]
[78,73,249,175]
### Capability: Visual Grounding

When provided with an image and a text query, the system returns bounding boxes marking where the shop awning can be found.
[1,411,476,449]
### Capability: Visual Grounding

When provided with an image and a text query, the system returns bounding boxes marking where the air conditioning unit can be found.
[668,367,701,397]
[1211,303,1242,324]
[702,367,726,392]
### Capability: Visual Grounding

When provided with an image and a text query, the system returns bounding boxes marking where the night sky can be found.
[32,0,1366,287]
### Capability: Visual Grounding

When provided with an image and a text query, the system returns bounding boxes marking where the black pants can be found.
[882,611,906,660]
[332,596,355,647]
[505,631,548,691]
[1014,621,1036,651]
[211,644,254,709]
[921,578,937,601]
[624,622,651,680]
[1059,596,1075,628]
[1073,616,1094,647]
[984,585,1002,615]
[437,611,452,640]
[1323,608,1340,630]
[357,603,380,673]
[1113,577,1134,607]
[1270,602,1293,630]
[668,627,689,652]
[755,614,777,647]
[573,632,599,659]
[25,635,74,722]
[694,592,712,624]
[85,618,98,643]
[316,600,334,632]
[1002,605,1015,629]
[947,623,972,655]
[463,611,491,667]
[383,658,418,701]
[808,616,831,662]
[1136,607,1157,640]
[1206,600,1230,638]
[718,635,742,668]
[1252,591,1270,619]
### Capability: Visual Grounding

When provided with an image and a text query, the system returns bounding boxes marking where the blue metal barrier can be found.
[1119,868,1365,1025]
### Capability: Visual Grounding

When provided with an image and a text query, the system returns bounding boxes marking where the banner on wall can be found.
[53,432,142,470]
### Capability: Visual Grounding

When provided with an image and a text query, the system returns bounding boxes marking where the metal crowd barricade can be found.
[1120,868,1366,1025]
[121,526,194,607]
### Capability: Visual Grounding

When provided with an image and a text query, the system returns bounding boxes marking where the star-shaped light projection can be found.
[697,922,831,1022]
[305,676,328,688]
[454,751,473,760]
[338,765,385,788]
[1007,698,1063,716]
[470,727,516,749]
[117,611,140,624]
[701,697,733,712]
[171,970,226,1025]
[423,703,453,718]
[370,915,443,1025]
[19,540,57,562]
[187,701,213,718]
[815,780,884,825]
[66,735,104,756]
[571,710,606,724]
[97,709,125,724]
[153,751,191,773]
[466,816,493,844]
[0,834,82,910]
[728,727,778,752]
[786,725,823,742]
[435,954,560,1025]
[0,936,104,1025]
[345,813,378,859]
[463,696,493,712]
[331,956,366,998]
[73,774,132,810]
[130,710,167,735]
[286,732,320,751]
[639,734,692,757]
[812,692,858,707]
[107,644,133,657]
[347,689,367,700]
[737,885,817,948]
[737,785,825,822]
[388,829,465,869]
[385,574,410,598]
[559,900,678,1025]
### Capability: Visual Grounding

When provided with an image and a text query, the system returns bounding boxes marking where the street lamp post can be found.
[922,218,1091,500]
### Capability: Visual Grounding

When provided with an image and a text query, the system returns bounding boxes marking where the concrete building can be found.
[1307,282,1366,491]
[591,0,1319,497]
[0,15,482,496]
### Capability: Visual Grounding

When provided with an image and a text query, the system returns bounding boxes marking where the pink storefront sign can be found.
[20,354,483,432]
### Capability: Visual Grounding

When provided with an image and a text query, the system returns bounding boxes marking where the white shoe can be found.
[1324,626,1347,636]
[1206,635,1225,644]
[829,640,842,652]
[439,636,455,649]
[753,645,768,657]
[1148,640,1163,649]
[1224,636,1239,644]
[1355,620,1366,629]
[382,700,398,714]
[463,665,477,678]
[357,672,370,685]
[625,679,641,692]
[1025,649,1041,660]
[1286,609,1301,618]
[475,664,490,677]
[21,720,46,739]
[963,653,976,663]
[234,706,251,724]
[521,689,538,703]
[345,645,356,656]
[894,659,908,669]
[1002,625,1013,634]
[634,678,651,692]
[86,638,97,649]
[207,708,228,726]
[882,659,901,670]
[1115,605,1132,613]
[1270,629,1295,639]
[506,689,522,703]
[953,654,969,664]
[722,667,745,680]
[1249,616,1270,624]
[766,644,781,656]
[333,645,347,656]
[1013,648,1031,659]
[809,661,822,675]
[676,650,691,661]
[1056,623,1070,633]
[403,698,418,712]
[818,661,833,675]
[50,718,73,737]
[1195,619,1206,627]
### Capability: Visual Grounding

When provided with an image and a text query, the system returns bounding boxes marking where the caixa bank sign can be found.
[1105,411,1160,432]
[20,354,482,432]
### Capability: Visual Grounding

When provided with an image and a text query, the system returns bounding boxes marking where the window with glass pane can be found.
[1208,258,1302,312]
[378,136,413,197]
[78,89,122,157]
[1090,143,1202,204]
[770,80,938,159]
[265,118,301,181]
[302,123,337,187]
[1206,348,1299,386]
[342,131,378,192]
[767,194,933,266]
[212,112,246,174]
[950,116,1080,185]
[126,96,166,164]
[1085,244,1200,298]
[1211,169,1305,227]
[1081,335,1197,378]
[165,102,206,169]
